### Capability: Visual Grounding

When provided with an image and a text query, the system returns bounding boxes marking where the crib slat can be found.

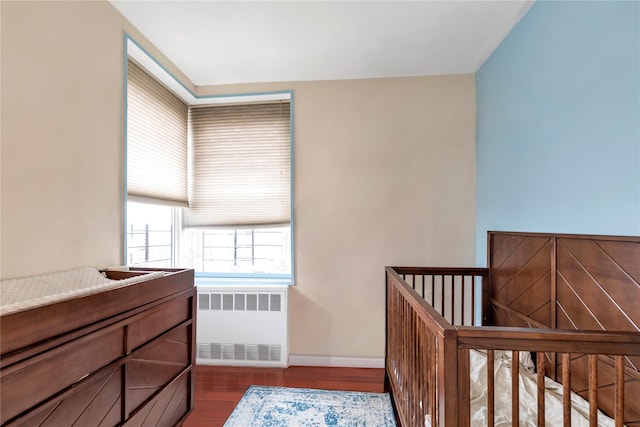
[439,275,444,316]
[457,349,470,427]
[433,275,437,314]
[589,354,598,427]
[431,333,437,427]
[471,276,476,326]
[427,327,435,427]
[488,350,495,426]
[562,353,571,427]
[411,304,416,424]
[451,275,455,325]
[615,355,624,427]
[537,352,545,427]
[460,276,465,325]
[512,350,520,427]
[410,310,422,422]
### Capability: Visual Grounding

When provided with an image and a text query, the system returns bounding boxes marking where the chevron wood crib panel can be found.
[556,236,640,426]
[488,232,640,426]
[489,233,554,328]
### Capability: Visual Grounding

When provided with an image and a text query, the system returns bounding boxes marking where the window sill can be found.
[195,276,293,287]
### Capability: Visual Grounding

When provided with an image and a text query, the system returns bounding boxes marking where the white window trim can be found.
[127,37,290,106]
[124,34,295,284]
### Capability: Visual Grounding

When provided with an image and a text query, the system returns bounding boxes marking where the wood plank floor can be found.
[182,365,386,427]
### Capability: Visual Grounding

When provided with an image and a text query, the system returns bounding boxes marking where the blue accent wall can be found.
[475,0,640,265]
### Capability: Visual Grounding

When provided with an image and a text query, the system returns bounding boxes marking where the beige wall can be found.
[199,77,476,357]
[1,1,476,358]
[0,1,191,279]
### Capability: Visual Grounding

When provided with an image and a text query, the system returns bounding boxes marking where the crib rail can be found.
[392,267,489,326]
[386,266,640,427]
[385,267,456,427]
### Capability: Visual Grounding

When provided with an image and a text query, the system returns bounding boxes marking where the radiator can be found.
[196,285,288,367]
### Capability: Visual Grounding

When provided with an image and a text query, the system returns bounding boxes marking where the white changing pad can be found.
[0,267,165,316]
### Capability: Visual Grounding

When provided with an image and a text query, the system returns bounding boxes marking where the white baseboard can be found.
[288,354,384,369]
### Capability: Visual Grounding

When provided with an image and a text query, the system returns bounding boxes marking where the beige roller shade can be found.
[126,60,188,206]
[184,101,291,228]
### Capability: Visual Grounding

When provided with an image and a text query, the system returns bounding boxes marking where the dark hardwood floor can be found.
[182,364,386,427]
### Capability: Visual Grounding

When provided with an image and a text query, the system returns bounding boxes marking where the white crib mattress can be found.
[0,267,165,316]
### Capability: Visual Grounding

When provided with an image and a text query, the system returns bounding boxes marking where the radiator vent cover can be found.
[197,343,282,362]
[196,286,288,367]
[198,292,281,312]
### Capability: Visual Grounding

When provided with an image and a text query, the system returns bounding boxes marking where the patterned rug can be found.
[224,385,397,426]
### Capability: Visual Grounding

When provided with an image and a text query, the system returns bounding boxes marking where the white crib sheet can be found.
[466,349,617,427]
[0,267,165,315]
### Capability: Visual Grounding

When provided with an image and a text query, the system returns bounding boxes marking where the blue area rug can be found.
[224,385,397,426]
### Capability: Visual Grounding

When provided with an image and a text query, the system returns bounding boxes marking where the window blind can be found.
[183,101,291,228]
[127,60,188,206]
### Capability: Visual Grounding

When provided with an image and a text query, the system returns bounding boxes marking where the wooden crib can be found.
[385,231,640,427]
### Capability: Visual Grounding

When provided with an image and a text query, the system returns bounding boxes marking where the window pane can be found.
[254,230,284,245]
[126,202,173,268]
[180,226,290,275]
[236,247,253,260]
[235,231,253,246]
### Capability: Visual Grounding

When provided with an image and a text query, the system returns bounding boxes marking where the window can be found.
[180,227,291,276]
[125,203,291,277]
[126,60,188,207]
[185,102,291,228]
[126,202,173,268]
[125,48,293,283]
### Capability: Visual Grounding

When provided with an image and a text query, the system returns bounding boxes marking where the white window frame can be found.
[124,35,294,284]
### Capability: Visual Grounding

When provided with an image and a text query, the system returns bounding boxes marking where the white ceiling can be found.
[110,0,534,87]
